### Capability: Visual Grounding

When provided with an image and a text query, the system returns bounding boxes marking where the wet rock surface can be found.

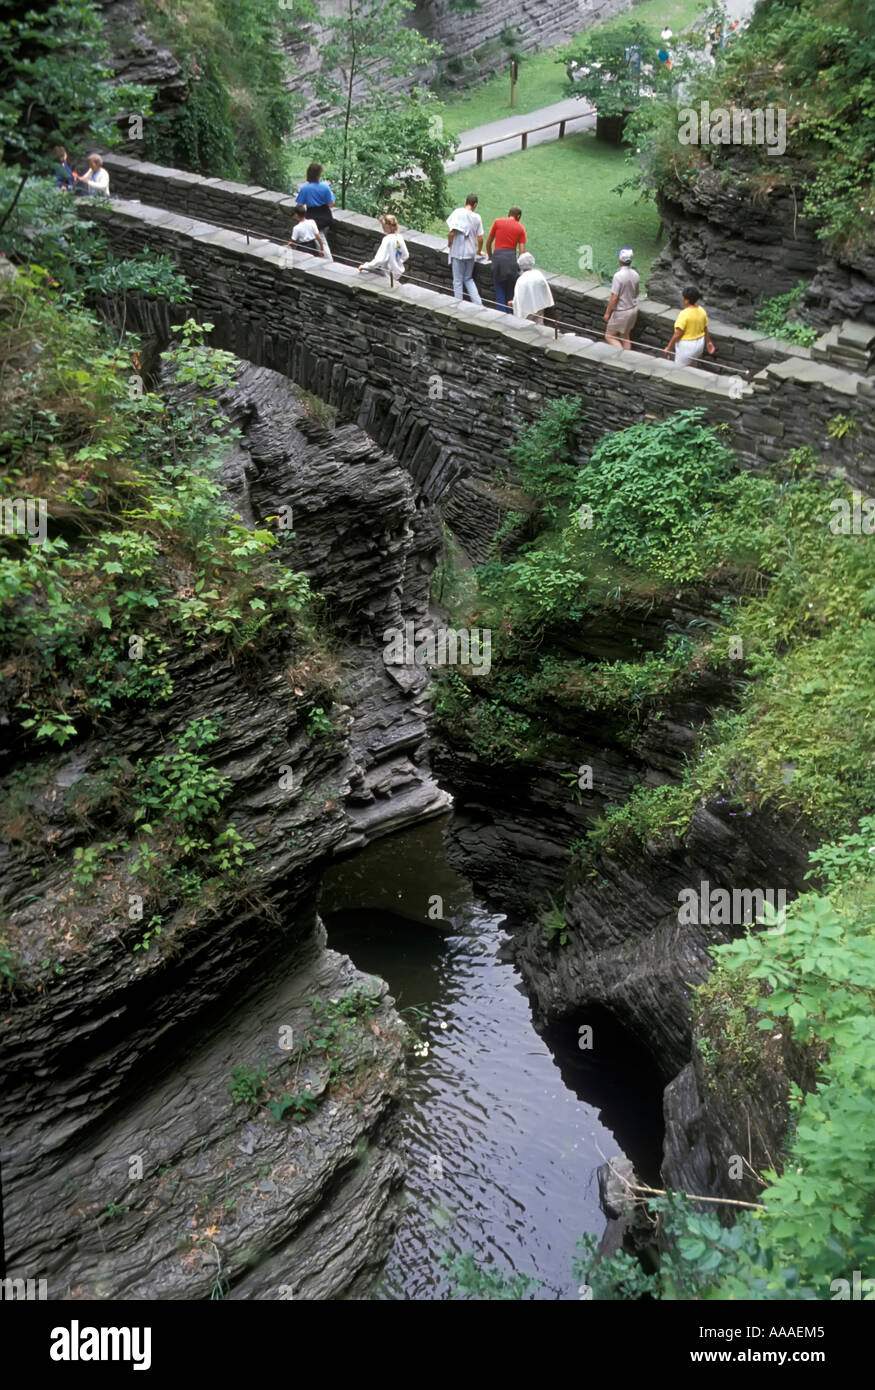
[431,607,815,1204]
[648,165,875,330]
[1,363,446,1298]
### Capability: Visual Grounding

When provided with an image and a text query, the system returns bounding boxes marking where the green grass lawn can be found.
[431,131,663,286]
[439,0,707,136]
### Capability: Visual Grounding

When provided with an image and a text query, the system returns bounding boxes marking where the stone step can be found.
[810,326,839,362]
[826,350,872,372]
[811,323,873,373]
[837,319,875,351]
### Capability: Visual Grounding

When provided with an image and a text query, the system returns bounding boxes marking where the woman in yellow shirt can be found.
[664,286,716,366]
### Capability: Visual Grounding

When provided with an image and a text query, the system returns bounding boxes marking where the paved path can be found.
[444,97,594,174]
[443,0,759,175]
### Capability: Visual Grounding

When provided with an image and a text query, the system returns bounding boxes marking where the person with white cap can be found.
[603,248,640,350]
[508,252,554,325]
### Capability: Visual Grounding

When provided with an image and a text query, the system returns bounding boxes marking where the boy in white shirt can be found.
[288,204,333,260]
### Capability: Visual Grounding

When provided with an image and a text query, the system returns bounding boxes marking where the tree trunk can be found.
[0,172,30,234]
[340,0,358,210]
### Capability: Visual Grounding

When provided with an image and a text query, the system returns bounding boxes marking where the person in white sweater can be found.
[509,252,554,324]
[358,214,409,285]
[74,153,110,196]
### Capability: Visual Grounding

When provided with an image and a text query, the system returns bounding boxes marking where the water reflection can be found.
[321,817,660,1300]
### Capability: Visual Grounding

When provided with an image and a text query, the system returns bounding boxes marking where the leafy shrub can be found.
[580,783,694,860]
[127,717,255,905]
[132,916,165,954]
[438,1251,540,1300]
[575,409,736,580]
[577,822,875,1299]
[132,719,229,826]
[229,1064,268,1108]
[0,938,17,990]
[752,282,819,347]
[267,1090,318,1122]
[140,0,303,185]
[71,840,120,891]
[539,900,568,947]
[509,395,583,520]
[0,277,313,746]
[561,21,673,120]
[304,94,456,225]
[306,706,336,742]
[625,0,875,250]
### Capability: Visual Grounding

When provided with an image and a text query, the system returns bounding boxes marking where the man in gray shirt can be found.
[604,248,640,350]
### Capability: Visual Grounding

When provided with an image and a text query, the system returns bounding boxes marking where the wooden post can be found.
[559,119,566,139]
[521,131,528,151]
[510,59,518,107]
[476,145,483,164]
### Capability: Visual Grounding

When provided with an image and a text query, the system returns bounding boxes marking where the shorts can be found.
[606,307,638,338]
[675,335,706,366]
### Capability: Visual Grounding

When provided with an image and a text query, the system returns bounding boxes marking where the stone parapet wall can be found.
[102,155,822,380]
[81,198,874,541]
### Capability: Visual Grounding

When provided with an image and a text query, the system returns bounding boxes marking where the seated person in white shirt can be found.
[288,204,333,260]
[74,154,110,196]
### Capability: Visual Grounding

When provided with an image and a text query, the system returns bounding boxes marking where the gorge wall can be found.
[281,0,638,136]
[428,580,815,1211]
[648,168,875,331]
[99,0,638,145]
[1,363,449,1299]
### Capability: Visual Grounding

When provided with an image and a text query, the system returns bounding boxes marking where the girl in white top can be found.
[76,154,110,196]
[358,214,409,285]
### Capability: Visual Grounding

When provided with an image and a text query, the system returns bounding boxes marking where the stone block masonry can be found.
[103,155,821,379]
[80,197,875,514]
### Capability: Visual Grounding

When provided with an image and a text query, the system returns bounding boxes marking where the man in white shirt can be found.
[509,253,554,324]
[446,193,483,305]
[603,248,640,350]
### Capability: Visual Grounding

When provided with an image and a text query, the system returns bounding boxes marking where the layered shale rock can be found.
[648,164,875,331]
[430,586,816,1208]
[0,363,446,1298]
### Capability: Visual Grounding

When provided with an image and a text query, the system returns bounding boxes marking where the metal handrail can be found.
[125,208,750,383]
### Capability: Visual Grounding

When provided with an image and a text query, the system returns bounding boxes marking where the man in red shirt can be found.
[486,206,526,313]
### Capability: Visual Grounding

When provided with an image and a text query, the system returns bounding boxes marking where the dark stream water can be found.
[321,817,663,1300]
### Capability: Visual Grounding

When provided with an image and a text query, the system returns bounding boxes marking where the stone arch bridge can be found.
[83,157,874,557]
